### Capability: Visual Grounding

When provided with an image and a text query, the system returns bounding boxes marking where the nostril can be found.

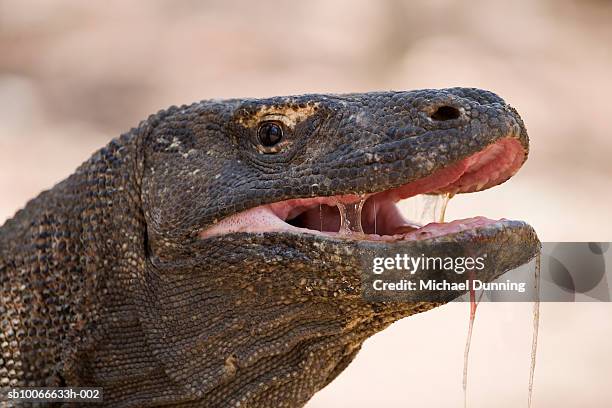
[430,105,461,121]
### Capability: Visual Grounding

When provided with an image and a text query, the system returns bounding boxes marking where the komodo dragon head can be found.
[0,88,539,407]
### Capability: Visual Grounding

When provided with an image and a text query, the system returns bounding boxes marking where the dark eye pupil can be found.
[258,122,283,147]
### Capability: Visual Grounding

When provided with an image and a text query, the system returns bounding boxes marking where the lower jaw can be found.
[298,215,502,242]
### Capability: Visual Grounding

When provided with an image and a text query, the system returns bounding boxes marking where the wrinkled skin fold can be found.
[0,88,539,407]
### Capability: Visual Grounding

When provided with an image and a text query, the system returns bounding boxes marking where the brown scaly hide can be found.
[0,89,539,407]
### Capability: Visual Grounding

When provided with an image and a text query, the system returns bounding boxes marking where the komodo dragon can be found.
[0,88,539,407]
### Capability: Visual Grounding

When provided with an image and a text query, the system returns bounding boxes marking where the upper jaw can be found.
[200,137,528,242]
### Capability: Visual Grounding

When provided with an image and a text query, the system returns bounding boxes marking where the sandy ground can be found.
[1,0,611,406]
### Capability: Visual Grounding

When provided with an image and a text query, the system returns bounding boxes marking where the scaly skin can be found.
[0,88,539,407]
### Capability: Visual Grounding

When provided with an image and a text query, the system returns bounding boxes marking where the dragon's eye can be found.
[257,122,283,147]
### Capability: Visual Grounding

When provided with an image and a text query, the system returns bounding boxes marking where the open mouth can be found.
[200,137,526,241]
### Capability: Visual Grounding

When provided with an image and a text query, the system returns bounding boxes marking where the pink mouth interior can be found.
[200,137,525,241]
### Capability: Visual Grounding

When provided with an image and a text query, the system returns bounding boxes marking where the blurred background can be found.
[1,0,611,406]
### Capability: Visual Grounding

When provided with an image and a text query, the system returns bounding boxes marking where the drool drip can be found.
[438,193,452,222]
[462,254,541,408]
[400,193,453,226]
[528,253,541,408]
[462,274,484,408]
[337,195,366,235]
[319,203,323,232]
[421,192,452,223]
[373,198,377,235]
